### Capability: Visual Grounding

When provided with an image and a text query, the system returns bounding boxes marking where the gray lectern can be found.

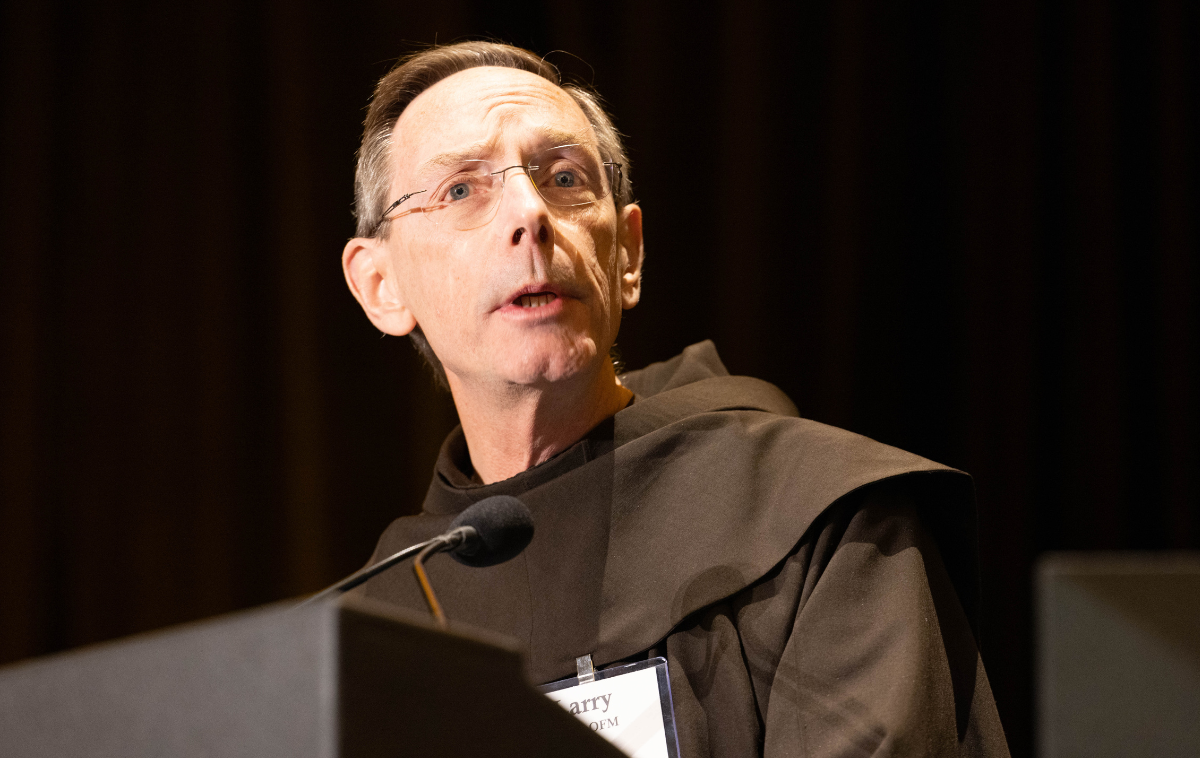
[0,595,625,757]
[1037,551,1200,758]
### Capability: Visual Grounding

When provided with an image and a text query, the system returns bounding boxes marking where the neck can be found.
[447,360,632,485]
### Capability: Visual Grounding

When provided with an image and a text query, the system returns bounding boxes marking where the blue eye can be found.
[447,182,471,201]
[552,171,577,188]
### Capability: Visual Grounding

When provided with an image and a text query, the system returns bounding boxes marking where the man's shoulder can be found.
[617,341,957,479]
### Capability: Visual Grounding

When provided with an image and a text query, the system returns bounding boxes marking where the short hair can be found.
[352,41,633,386]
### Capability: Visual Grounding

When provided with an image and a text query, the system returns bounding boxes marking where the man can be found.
[341,41,1009,757]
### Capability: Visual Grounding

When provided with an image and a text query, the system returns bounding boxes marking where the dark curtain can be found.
[1,1,1196,754]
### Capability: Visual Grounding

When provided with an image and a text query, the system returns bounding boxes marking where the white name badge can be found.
[538,657,681,758]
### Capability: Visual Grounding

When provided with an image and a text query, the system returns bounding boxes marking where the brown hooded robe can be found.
[359,341,1010,757]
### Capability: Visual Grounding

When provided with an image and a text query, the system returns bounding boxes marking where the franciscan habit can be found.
[360,341,1010,757]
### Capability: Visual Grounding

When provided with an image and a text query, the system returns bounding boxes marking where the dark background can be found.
[1,1,1196,754]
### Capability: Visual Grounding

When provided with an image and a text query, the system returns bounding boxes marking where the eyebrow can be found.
[414,128,591,179]
[416,142,492,176]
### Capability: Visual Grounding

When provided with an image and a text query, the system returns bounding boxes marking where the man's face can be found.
[368,66,642,391]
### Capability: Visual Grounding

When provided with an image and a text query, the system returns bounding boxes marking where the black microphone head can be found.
[448,496,534,568]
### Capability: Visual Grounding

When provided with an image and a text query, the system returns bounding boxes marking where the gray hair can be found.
[352,42,633,387]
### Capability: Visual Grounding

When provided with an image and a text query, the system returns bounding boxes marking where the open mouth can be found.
[515,292,558,308]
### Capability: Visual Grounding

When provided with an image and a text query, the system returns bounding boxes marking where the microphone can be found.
[300,496,534,616]
[412,496,533,626]
[446,495,535,567]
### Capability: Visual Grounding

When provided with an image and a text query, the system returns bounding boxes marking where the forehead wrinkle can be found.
[395,70,598,186]
[478,83,571,112]
[476,80,592,133]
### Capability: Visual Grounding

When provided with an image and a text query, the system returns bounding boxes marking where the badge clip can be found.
[576,654,596,684]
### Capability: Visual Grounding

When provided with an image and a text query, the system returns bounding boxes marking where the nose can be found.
[498,168,552,247]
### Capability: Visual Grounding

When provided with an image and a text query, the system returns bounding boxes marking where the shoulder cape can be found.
[366,341,979,681]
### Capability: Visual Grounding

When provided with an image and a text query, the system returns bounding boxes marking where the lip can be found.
[494,281,574,320]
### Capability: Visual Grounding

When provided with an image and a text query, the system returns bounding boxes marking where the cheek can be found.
[592,228,623,308]
[566,210,621,290]
[393,234,469,323]
[432,242,480,325]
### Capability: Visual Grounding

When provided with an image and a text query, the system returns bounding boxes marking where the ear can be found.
[342,236,418,336]
[617,203,644,309]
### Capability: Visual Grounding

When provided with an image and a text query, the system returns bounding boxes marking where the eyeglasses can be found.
[371,144,622,237]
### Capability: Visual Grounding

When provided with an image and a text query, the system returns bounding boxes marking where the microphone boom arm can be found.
[300,537,439,606]
[297,493,530,625]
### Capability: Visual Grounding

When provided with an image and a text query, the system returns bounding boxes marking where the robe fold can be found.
[359,341,1010,756]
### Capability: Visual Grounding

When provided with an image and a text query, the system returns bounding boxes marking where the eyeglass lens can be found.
[416,145,616,231]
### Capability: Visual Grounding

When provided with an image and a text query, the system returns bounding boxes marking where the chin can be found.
[502,335,602,386]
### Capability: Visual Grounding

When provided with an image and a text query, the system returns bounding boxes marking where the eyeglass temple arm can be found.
[605,162,623,195]
[381,189,427,219]
[370,189,428,237]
